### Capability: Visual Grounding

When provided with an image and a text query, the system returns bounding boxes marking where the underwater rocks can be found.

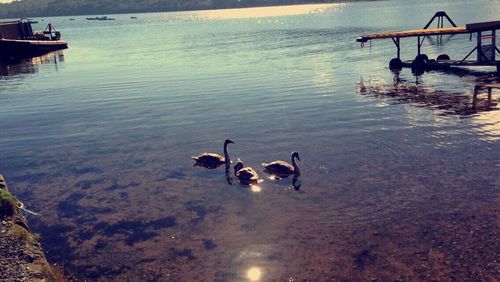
[0,174,62,281]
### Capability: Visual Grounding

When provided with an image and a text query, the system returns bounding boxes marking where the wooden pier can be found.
[357,12,500,74]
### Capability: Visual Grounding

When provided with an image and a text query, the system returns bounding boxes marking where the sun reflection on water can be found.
[250,185,262,193]
[472,110,500,141]
[247,267,262,281]
[189,4,344,20]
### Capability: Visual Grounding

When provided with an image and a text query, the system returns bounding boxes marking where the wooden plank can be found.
[483,83,500,89]
[357,26,468,42]
[357,20,500,42]
[0,21,20,26]
[466,21,500,32]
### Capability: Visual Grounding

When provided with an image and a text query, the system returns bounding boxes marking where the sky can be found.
[0,0,14,3]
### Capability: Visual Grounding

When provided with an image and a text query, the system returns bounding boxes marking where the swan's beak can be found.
[294,152,301,161]
[226,139,235,144]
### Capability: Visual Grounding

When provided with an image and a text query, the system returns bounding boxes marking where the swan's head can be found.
[224,139,235,146]
[234,158,244,174]
[292,151,301,161]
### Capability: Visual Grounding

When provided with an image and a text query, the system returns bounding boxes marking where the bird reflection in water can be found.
[291,175,302,191]
[225,162,233,185]
[192,161,224,170]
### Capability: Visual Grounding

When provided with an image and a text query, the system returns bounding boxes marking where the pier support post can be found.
[396,37,400,59]
[417,36,421,55]
[391,37,401,59]
[417,36,425,56]
[492,30,496,61]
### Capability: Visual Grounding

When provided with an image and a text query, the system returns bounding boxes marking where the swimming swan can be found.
[234,158,260,185]
[192,139,234,169]
[234,158,244,176]
[262,151,300,178]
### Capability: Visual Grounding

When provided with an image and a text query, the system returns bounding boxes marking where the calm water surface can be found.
[1,0,499,280]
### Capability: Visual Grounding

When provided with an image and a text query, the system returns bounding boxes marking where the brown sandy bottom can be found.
[9,139,499,281]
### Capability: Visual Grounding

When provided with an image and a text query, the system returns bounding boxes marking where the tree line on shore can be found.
[0,0,334,18]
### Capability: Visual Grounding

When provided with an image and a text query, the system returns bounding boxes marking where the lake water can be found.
[1,0,499,280]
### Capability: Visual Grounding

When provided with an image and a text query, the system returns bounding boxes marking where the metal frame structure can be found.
[423,11,457,29]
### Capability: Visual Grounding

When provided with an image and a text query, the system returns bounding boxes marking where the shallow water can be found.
[1,0,499,280]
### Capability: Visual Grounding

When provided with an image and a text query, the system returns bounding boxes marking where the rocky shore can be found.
[0,174,63,282]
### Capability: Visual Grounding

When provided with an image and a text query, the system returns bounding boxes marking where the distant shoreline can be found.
[0,0,384,20]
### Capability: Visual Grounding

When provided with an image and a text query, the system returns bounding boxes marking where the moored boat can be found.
[0,19,68,61]
[86,16,115,21]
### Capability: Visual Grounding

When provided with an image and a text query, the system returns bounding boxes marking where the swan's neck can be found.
[224,144,230,164]
[292,156,300,177]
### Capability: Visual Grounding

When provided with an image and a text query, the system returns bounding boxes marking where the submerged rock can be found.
[0,174,63,282]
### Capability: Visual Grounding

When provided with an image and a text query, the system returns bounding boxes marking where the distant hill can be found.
[0,0,342,18]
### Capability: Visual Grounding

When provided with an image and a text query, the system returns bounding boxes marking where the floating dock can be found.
[356,12,500,73]
[0,19,68,61]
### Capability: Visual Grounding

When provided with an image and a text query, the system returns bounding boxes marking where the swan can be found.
[192,139,234,169]
[234,158,244,176]
[262,151,300,178]
[234,158,260,185]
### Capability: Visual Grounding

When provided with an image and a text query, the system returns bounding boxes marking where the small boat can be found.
[86,16,115,21]
[0,19,68,61]
[130,16,138,19]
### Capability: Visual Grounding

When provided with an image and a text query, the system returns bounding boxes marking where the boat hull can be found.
[0,38,68,60]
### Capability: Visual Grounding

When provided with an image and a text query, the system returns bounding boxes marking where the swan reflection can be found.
[225,164,233,185]
[291,176,301,191]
